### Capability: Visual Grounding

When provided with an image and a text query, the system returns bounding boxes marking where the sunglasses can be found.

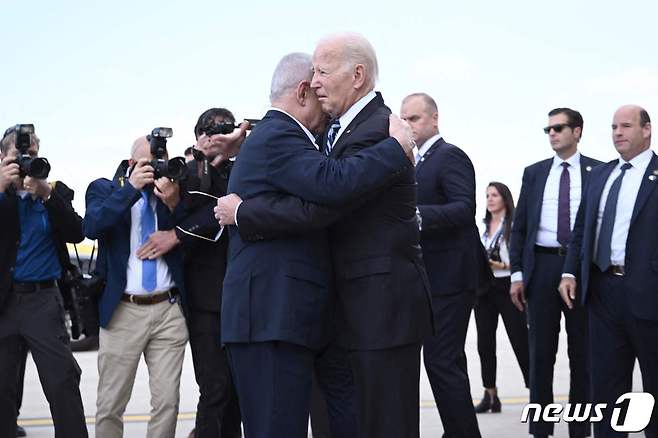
[543,123,571,134]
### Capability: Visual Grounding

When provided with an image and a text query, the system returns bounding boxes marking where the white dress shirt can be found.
[333,90,377,145]
[512,151,583,283]
[414,133,442,165]
[595,148,654,266]
[125,194,175,295]
[536,151,582,247]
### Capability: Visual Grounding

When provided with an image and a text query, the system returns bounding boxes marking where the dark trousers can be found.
[311,341,357,438]
[188,308,241,438]
[226,341,314,438]
[424,290,481,438]
[526,252,590,438]
[17,342,27,418]
[0,288,88,438]
[474,276,530,388]
[350,343,422,438]
[588,269,658,438]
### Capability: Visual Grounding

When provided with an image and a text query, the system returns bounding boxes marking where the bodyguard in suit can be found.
[0,126,88,438]
[84,136,189,438]
[559,105,658,438]
[220,51,416,438]
[510,108,601,438]
[400,93,486,438]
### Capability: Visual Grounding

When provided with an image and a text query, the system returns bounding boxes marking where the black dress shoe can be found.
[16,424,26,437]
[474,390,502,413]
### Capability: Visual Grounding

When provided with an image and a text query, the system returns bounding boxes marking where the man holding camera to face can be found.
[0,125,88,437]
[84,132,188,438]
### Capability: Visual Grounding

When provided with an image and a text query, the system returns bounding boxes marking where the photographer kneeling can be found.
[84,132,188,438]
[0,125,88,437]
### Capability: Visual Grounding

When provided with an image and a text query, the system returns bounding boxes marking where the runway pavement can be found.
[18,314,644,437]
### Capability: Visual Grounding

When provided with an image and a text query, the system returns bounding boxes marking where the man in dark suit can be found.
[400,92,487,438]
[220,51,417,438]
[559,105,657,438]
[0,125,88,438]
[84,135,188,438]
[510,108,601,438]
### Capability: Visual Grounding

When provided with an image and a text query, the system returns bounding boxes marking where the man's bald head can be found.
[612,104,652,161]
[131,136,151,162]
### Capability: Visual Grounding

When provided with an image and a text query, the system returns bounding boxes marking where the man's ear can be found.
[573,126,582,141]
[353,64,366,89]
[296,80,310,105]
[432,111,439,130]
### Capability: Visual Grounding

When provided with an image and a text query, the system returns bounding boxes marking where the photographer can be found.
[84,134,188,438]
[177,108,246,438]
[0,125,88,437]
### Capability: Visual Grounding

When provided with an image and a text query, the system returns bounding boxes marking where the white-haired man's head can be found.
[311,33,379,118]
[269,52,328,135]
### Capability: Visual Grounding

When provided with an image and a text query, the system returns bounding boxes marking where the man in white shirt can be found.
[559,105,658,438]
[509,108,602,438]
[84,136,188,438]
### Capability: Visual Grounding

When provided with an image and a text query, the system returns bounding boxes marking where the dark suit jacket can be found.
[323,93,434,350]
[222,109,411,350]
[415,137,491,299]
[176,160,231,312]
[0,182,84,312]
[83,175,186,328]
[509,154,602,289]
[564,152,658,320]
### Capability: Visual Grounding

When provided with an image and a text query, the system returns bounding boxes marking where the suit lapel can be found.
[329,92,386,158]
[630,152,658,225]
[415,138,444,174]
[531,159,553,225]
[580,156,595,186]
[589,161,618,223]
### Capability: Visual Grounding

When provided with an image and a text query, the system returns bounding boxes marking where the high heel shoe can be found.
[474,390,502,413]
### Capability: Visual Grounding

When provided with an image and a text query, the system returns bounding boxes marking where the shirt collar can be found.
[337,90,377,131]
[621,147,654,171]
[416,133,442,160]
[269,107,319,149]
[552,150,581,169]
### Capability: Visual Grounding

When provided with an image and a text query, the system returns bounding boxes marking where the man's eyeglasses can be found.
[543,123,571,134]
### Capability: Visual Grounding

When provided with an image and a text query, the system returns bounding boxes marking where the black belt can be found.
[534,245,568,257]
[12,280,57,293]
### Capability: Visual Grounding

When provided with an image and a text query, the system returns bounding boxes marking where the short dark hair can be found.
[548,107,584,136]
[184,146,193,156]
[194,108,236,139]
[640,109,651,127]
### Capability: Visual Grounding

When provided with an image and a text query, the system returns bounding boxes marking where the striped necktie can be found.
[325,119,341,156]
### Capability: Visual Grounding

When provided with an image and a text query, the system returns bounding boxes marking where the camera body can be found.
[148,127,186,180]
[12,124,51,179]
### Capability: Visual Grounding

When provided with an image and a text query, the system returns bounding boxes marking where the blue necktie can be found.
[595,162,632,271]
[325,119,341,156]
[140,191,157,292]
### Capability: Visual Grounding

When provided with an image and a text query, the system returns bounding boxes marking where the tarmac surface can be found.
[19,314,644,437]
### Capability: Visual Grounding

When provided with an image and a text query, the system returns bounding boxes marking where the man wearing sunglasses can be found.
[510,108,602,438]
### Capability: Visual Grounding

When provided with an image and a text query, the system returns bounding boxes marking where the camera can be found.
[202,118,261,137]
[11,124,51,179]
[148,127,186,180]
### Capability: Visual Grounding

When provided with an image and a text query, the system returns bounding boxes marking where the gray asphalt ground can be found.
[19,314,644,437]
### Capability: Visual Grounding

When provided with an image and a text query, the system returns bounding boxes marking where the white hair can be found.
[318,32,379,89]
[269,52,313,103]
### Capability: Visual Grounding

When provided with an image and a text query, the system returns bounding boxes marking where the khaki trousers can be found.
[95,299,188,438]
